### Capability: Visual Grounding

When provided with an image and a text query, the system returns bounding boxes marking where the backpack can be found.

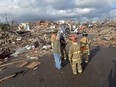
[80,41,87,52]
[80,41,87,47]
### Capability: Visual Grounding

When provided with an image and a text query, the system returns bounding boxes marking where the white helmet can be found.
[60,31,63,33]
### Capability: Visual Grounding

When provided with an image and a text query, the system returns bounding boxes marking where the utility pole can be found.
[78,15,82,25]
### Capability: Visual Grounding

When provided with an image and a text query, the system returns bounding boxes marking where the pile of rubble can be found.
[0,20,116,61]
[0,20,116,83]
[0,21,56,83]
[0,21,54,63]
[88,21,116,48]
[0,57,41,83]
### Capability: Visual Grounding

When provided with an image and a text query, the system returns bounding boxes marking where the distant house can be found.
[18,23,30,31]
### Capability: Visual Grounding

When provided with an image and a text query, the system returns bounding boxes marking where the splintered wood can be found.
[0,61,3,65]
[26,61,41,69]
[0,60,24,68]
[0,74,15,83]
[18,61,29,68]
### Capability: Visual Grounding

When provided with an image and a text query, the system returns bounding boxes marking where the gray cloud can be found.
[0,0,115,22]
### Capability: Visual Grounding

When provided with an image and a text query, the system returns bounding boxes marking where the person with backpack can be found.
[80,31,91,63]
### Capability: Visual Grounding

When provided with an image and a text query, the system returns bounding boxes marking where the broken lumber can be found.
[0,70,24,83]
[39,51,51,57]
[0,74,15,83]
[0,60,24,68]
[0,61,3,65]
[26,61,41,69]
[0,67,7,72]
[18,61,29,68]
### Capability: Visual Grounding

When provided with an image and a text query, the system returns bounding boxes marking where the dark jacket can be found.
[60,34,66,47]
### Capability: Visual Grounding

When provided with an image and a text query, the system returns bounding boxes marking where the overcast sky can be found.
[0,0,116,23]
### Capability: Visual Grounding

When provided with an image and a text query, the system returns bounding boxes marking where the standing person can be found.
[60,31,67,61]
[51,30,57,48]
[52,35,61,69]
[69,36,82,75]
[80,31,91,63]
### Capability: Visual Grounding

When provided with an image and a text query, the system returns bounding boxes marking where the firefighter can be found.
[80,31,91,63]
[69,36,82,75]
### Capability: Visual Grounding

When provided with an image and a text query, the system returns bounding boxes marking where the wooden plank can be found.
[0,60,24,68]
[0,70,24,83]
[0,61,3,65]
[26,61,41,69]
[0,74,15,83]
[0,67,7,71]
[18,61,29,68]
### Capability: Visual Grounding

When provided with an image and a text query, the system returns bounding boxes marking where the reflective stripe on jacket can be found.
[69,43,81,61]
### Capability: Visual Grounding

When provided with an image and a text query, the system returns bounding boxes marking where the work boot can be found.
[73,72,77,75]
[85,60,88,63]
[78,70,82,74]
[64,57,67,60]
[85,54,89,63]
